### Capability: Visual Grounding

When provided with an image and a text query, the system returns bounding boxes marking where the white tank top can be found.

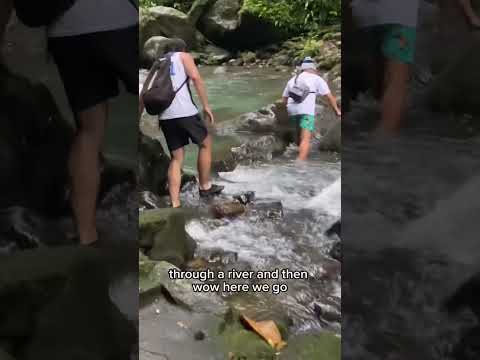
[159,52,199,121]
[48,0,138,38]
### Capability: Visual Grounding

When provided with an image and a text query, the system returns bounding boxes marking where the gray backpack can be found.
[288,74,315,103]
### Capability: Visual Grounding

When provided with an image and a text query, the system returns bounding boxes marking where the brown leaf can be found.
[240,314,287,351]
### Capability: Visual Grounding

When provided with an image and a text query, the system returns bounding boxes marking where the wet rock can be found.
[140,208,197,269]
[329,241,341,262]
[237,104,277,133]
[218,308,276,359]
[233,191,255,205]
[428,38,480,115]
[211,201,246,219]
[22,253,136,360]
[197,248,239,266]
[188,0,216,25]
[0,207,71,253]
[319,120,341,152]
[139,6,200,53]
[228,58,243,66]
[231,135,285,164]
[314,302,341,324]
[194,330,206,341]
[278,332,340,360]
[204,44,232,65]
[0,247,136,360]
[139,258,227,314]
[138,190,164,211]
[141,36,187,68]
[0,66,74,215]
[452,326,480,360]
[0,348,15,360]
[326,220,341,238]
[444,272,480,320]
[138,132,170,195]
[249,201,284,220]
[98,158,136,204]
[213,153,237,173]
[186,257,210,271]
[198,0,287,50]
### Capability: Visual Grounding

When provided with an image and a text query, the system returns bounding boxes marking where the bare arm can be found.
[282,97,288,106]
[180,52,214,124]
[325,93,341,117]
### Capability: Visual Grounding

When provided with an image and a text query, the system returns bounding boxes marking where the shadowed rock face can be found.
[0,64,74,214]
[0,1,13,58]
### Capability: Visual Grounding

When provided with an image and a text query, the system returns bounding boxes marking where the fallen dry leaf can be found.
[240,314,287,351]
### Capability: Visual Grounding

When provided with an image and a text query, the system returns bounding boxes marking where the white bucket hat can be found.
[301,56,317,70]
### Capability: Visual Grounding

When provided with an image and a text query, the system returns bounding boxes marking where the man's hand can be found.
[335,109,341,117]
[204,107,215,124]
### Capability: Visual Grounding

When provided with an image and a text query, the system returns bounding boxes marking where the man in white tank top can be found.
[47,0,138,245]
[140,41,224,208]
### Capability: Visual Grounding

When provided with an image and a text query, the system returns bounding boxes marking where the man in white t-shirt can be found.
[282,57,341,161]
[46,0,138,246]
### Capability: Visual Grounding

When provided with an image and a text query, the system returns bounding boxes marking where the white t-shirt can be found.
[282,72,331,116]
[48,0,138,37]
[351,0,419,28]
[158,52,199,121]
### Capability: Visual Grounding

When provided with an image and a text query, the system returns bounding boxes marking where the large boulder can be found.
[427,37,480,115]
[141,36,188,68]
[319,120,341,152]
[139,208,197,268]
[0,247,136,360]
[138,132,170,195]
[198,0,287,50]
[139,255,227,314]
[140,6,202,55]
[0,65,74,215]
[231,135,286,164]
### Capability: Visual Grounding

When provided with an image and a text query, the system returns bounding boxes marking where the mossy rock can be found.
[218,309,276,360]
[279,332,340,360]
[139,208,197,268]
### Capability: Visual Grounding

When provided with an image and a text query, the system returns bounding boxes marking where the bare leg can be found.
[168,148,184,208]
[377,59,410,135]
[197,134,212,190]
[297,129,312,161]
[459,0,480,26]
[70,102,108,245]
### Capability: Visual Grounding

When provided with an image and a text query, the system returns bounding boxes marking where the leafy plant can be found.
[242,0,340,36]
[140,0,194,13]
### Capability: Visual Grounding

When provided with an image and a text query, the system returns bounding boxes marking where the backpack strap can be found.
[140,60,160,96]
[141,52,172,95]
[127,0,138,10]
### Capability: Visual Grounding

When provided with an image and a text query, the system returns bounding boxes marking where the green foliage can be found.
[243,0,340,35]
[139,0,194,13]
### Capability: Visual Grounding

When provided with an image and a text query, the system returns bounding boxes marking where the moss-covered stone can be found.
[279,332,341,360]
[217,308,277,360]
[140,208,197,268]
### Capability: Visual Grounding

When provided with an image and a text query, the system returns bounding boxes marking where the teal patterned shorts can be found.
[380,24,417,64]
[290,114,315,132]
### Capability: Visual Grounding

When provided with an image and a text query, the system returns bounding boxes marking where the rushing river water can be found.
[341,96,480,358]
[139,66,342,334]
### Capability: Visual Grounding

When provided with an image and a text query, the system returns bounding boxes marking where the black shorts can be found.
[48,25,138,112]
[160,115,208,153]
